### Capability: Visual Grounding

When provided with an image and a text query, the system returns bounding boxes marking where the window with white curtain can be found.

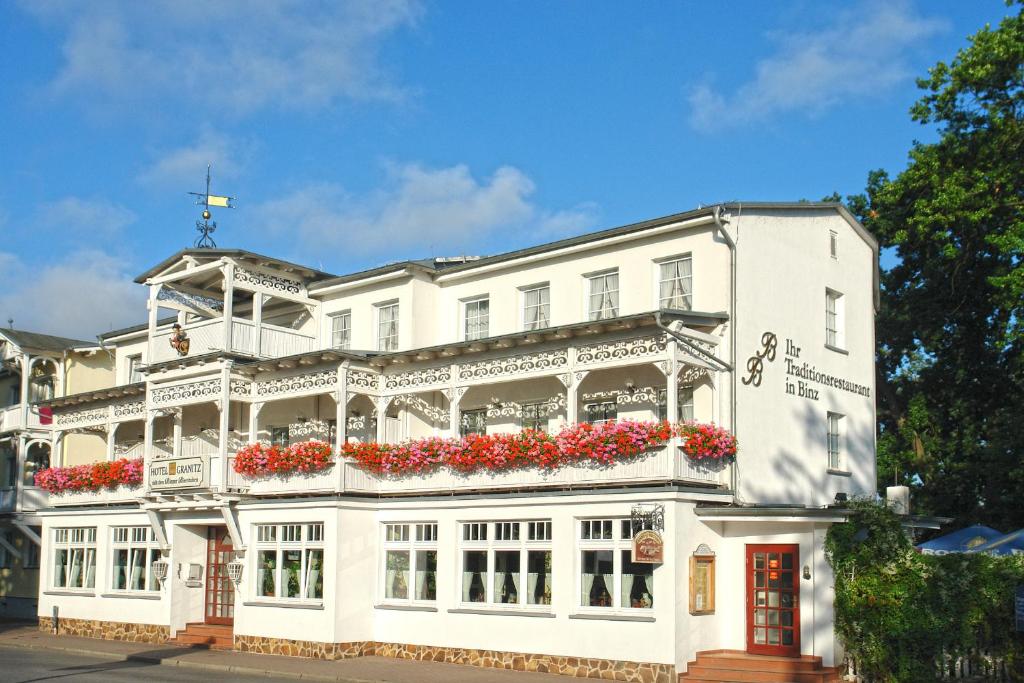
[658,256,693,310]
[330,311,351,350]
[520,401,548,432]
[382,523,437,603]
[579,519,653,609]
[376,302,400,352]
[657,386,695,422]
[827,412,843,470]
[460,409,487,437]
[254,523,324,601]
[463,297,490,341]
[460,521,552,607]
[52,527,97,590]
[584,400,617,425]
[521,284,550,331]
[111,526,160,592]
[587,271,619,321]
[127,355,143,384]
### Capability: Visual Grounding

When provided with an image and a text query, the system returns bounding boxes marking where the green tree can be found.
[856,3,1024,528]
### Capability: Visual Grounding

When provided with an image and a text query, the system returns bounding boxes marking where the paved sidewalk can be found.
[0,621,568,683]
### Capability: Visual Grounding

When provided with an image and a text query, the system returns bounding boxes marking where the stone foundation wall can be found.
[39,616,169,644]
[234,635,674,682]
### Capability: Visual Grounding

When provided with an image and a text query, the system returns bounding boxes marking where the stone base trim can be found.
[234,635,674,682]
[39,616,169,644]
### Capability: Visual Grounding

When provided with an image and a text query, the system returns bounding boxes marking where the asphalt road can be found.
[0,645,297,682]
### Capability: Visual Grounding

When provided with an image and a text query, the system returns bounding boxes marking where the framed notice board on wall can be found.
[689,551,716,615]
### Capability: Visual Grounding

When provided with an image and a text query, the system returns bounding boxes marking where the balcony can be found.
[0,405,44,433]
[150,319,316,364]
[47,484,142,507]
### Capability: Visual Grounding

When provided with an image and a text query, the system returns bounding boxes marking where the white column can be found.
[143,411,156,491]
[19,353,30,429]
[50,430,64,468]
[335,364,348,453]
[252,292,263,357]
[222,262,235,353]
[376,396,389,443]
[147,285,161,364]
[172,409,183,457]
[667,344,680,424]
[218,363,232,490]
[447,388,465,438]
[106,422,120,461]
[248,401,264,444]
[15,433,27,510]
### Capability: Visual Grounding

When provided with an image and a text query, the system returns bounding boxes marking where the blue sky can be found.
[0,0,1012,338]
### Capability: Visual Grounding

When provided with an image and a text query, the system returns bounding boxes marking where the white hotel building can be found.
[31,203,877,682]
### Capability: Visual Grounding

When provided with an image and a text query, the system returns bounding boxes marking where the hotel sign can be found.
[150,456,208,491]
[632,530,664,564]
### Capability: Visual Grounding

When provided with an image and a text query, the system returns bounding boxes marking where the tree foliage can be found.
[850,2,1024,528]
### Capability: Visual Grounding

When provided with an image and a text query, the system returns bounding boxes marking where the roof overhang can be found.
[42,382,146,409]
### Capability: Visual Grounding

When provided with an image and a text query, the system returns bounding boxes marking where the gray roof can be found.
[0,328,94,352]
[134,248,336,284]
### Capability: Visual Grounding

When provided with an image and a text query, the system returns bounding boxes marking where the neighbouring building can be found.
[29,202,879,681]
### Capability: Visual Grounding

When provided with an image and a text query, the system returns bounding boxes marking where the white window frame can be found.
[520,283,550,331]
[656,386,695,422]
[520,400,548,432]
[458,520,553,609]
[253,523,325,602]
[376,301,400,352]
[52,527,97,591]
[827,412,844,471]
[110,526,160,593]
[126,354,143,384]
[585,270,619,321]
[462,296,490,341]
[460,408,488,437]
[329,311,352,350]
[584,400,617,425]
[826,289,845,349]
[380,522,438,605]
[830,230,839,259]
[577,518,655,612]
[655,254,693,310]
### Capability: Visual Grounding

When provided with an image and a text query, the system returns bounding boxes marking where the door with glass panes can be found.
[746,544,799,656]
[205,527,234,625]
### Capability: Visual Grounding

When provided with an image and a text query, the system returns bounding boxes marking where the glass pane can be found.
[305,549,324,599]
[54,548,68,587]
[463,551,487,603]
[257,550,277,597]
[754,608,766,625]
[84,549,96,588]
[527,551,551,605]
[621,550,654,609]
[768,591,780,607]
[147,549,161,591]
[768,629,780,645]
[781,611,793,627]
[768,610,780,625]
[754,553,765,569]
[283,550,302,598]
[754,627,766,644]
[581,550,613,607]
[415,550,437,601]
[782,630,794,645]
[781,553,793,569]
[385,550,410,599]
[494,551,520,604]
[129,548,146,590]
[113,549,128,590]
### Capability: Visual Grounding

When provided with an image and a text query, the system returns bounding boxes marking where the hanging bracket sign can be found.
[149,456,208,491]
[632,530,664,564]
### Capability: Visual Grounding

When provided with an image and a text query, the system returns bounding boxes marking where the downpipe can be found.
[711,205,740,496]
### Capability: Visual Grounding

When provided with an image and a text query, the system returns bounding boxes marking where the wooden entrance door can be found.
[746,544,800,656]
[205,527,234,625]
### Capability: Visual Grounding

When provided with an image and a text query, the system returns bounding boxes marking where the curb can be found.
[0,640,391,683]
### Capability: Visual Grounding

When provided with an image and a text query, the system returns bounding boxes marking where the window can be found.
[587,271,619,321]
[270,426,289,447]
[382,523,438,603]
[657,386,695,422]
[520,401,547,432]
[127,355,143,383]
[52,527,97,590]
[460,521,552,607]
[658,256,693,310]
[830,230,838,259]
[584,401,617,425]
[330,311,351,350]
[0,530,12,568]
[460,409,487,437]
[579,518,653,609]
[827,412,843,470]
[23,445,50,487]
[464,297,490,341]
[825,289,844,348]
[377,302,400,352]
[25,528,40,569]
[111,526,160,592]
[254,523,325,601]
[521,285,550,331]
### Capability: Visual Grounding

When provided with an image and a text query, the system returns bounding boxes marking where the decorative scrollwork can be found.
[680,365,710,385]
[384,366,451,391]
[576,335,667,365]
[255,369,337,398]
[347,370,379,393]
[54,407,108,428]
[392,394,449,423]
[111,400,145,420]
[233,266,302,295]
[229,379,251,399]
[457,350,567,381]
[150,379,222,407]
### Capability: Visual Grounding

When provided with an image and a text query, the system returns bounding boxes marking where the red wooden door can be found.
[746,544,800,656]
[205,527,235,625]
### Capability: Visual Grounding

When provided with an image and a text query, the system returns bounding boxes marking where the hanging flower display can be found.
[677,421,738,461]
[34,457,144,494]
[233,441,333,477]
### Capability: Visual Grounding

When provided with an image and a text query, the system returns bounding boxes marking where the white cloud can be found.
[25,0,422,114]
[36,197,136,238]
[249,163,599,260]
[0,250,144,339]
[138,128,243,188]
[688,0,947,132]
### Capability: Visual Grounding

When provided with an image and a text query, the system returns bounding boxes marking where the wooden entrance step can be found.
[168,622,234,650]
[679,651,843,683]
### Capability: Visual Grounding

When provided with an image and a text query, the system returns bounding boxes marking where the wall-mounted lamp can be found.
[803,565,811,580]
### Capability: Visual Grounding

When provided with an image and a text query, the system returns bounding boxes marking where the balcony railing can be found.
[0,405,43,432]
[150,318,316,364]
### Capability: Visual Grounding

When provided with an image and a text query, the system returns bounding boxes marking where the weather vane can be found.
[188,165,235,248]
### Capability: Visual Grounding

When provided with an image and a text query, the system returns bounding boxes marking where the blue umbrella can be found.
[968,529,1024,557]
[917,524,1003,555]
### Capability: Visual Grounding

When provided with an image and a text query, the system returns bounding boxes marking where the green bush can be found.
[826,500,1024,681]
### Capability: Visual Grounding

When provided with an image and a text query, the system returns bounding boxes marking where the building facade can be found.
[30,203,877,680]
